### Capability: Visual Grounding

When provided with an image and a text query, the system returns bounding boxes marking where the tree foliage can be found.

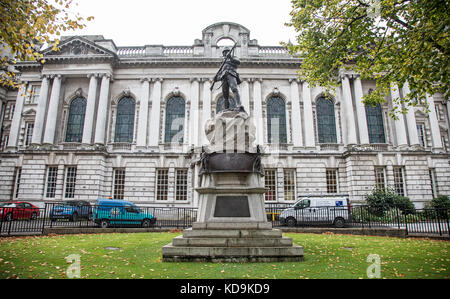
[285,0,449,116]
[0,0,93,88]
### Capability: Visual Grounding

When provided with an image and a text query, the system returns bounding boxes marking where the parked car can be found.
[50,200,92,222]
[92,199,156,228]
[0,201,40,221]
[279,194,352,228]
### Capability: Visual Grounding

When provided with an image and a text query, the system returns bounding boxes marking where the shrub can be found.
[426,195,450,218]
[393,196,415,215]
[365,188,414,216]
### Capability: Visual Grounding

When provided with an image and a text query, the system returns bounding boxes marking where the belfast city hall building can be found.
[0,22,449,209]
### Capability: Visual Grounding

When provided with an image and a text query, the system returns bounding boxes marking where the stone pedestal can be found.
[162,110,303,262]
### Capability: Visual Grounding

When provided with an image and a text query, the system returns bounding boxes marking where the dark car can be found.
[0,201,40,221]
[50,200,92,222]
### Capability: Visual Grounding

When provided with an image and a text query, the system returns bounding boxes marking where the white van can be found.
[279,194,352,228]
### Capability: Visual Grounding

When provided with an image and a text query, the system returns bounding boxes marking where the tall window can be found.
[374,167,386,190]
[156,169,169,201]
[14,167,22,199]
[45,166,58,198]
[25,122,34,146]
[417,123,426,147]
[216,96,236,113]
[365,104,385,143]
[326,169,338,193]
[115,97,135,143]
[267,97,287,144]
[393,167,406,196]
[64,167,77,198]
[175,169,188,201]
[264,169,277,201]
[65,97,86,143]
[316,97,337,143]
[113,169,125,199]
[165,97,185,143]
[283,169,296,201]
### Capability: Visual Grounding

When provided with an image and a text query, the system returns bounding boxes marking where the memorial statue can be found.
[210,44,245,113]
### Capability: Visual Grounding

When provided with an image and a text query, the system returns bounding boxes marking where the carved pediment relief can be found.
[42,36,116,59]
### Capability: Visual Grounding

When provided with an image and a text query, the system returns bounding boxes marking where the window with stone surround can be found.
[64,167,77,198]
[264,169,277,201]
[374,167,386,190]
[326,169,338,193]
[25,85,40,104]
[113,168,126,200]
[417,123,426,147]
[266,96,287,144]
[393,167,406,196]
[65,97,86,143]
[175,168,188,201]
[156,169,169,201]
[13,167,22,199]
[114,97,135,143]
[45,166,58,198]
[429,168,438,198]
[24,122,34,146]
[365,103,386,144]
[1,134,8,151]
[164,97,185,143]
[283,169,296,201]
[316,97,337,143]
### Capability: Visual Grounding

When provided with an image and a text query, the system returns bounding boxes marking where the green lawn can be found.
[0,232,448,279]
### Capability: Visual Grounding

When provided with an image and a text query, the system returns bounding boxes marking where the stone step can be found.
[192,222,272,230]
[182,228,283,239]
[172,235,293,247]
[162,243,304,261]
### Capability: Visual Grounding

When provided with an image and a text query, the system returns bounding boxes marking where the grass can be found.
[0,232,448,279]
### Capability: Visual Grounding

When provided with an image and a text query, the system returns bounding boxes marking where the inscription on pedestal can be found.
[214,196,250,217]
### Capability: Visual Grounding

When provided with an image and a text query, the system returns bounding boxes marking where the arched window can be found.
[114,97,135,143]
[316,97,337,143]
[65,97,86,143]
[267,96,287,144]
[216,96,236,113]
[165,96,185,143]
[365,103,385,143]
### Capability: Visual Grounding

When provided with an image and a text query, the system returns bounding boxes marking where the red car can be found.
[0,201,40,221]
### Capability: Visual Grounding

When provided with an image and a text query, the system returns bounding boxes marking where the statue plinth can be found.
[162,108,303,262]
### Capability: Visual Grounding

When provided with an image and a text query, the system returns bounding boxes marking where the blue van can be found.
[92,199,156,228]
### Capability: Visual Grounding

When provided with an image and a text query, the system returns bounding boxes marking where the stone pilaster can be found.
[82,73,99,145]
[8,82,28,148]
[136,77,150,147]
[148,78,163,147]
[31,76,50,145]
[353,76,369,145]
[94,74,111,145]
[302,81,315,147]
[390,84,408,147]
[43,75,62,145]
[289,78,303,147]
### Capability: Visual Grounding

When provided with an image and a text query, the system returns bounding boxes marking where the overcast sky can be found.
[68,0,297,47]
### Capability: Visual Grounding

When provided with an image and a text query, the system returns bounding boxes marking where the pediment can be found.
[42,36,116,59]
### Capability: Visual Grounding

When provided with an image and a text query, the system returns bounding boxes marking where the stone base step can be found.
[162,243,304,262]
[182,228,283,239]
[172,235,293,247]
[192,222,272,230]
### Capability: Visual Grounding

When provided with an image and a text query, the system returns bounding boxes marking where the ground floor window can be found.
[64,167,77,198]
[175,168,188,201]
[45,166,58,198]
[283,169,296,201]
[374,167,386,190]
[13,167,22,198]
[156,169,169,201]
[113,168,126,200]
[326,169,338,193]
[393,167,406,197]
[264,169,277,201]
[429,168,438,199]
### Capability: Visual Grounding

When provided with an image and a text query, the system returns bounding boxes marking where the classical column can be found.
[390,84,408,147]
[189,78,200,146]
[136,77,150,147]
[148,78,162,147]
[31,76,50,145]
[43,75,62,145]
[240,79,250,114]
[426,94,443,149]
[93,74,111,145]
[82,74,99,144]
[289,78,303,147]
[341,75,357,145]
[252,78,264,145]
[353,76,369,145]
[402,82,419,146]
[302,81,315,147]
[7,82,27,148]
[201,79,212,145]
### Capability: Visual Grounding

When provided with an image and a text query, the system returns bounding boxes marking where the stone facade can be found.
[0,22,449,208]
